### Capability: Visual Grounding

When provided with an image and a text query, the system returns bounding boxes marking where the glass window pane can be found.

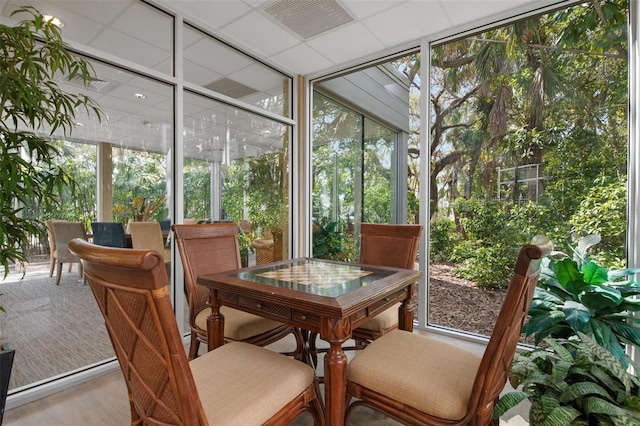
[7,58,173,392]
[183,90,290,272]
[311,52,418,262]
[428,1,628,339]
[183,24,291,117]
[2,1,174,74]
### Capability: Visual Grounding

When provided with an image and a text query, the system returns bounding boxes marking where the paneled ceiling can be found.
[0,0,567,160]
[167,0,565,77]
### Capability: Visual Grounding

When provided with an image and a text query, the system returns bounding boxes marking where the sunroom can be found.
[1,0,638,424]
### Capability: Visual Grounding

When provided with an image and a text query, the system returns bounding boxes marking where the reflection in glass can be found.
[183,24,290,117]
[183,91,290,271]
[311,53,416,260]
[6,57,173,392]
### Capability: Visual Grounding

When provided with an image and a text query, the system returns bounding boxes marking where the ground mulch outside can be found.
[429,262,507,336]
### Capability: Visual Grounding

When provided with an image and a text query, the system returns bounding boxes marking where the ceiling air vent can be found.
[66,74,110,92]
[205,78,257,99]
[263,0,354,40]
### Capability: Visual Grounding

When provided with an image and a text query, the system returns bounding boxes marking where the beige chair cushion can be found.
[358,303,401,331]
[347,329,481,421]
[191,341,315,425]
[196,307,285,341]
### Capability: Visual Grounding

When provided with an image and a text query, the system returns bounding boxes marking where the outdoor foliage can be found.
[0,6,101,277]
[493,333,640,426]
[523,234,640,366]
[422,0,628,292]
[429,218,457,261]
[312,218,354,261]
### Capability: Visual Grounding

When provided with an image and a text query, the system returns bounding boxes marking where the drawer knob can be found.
[300,314,307,320]
[256,303,263,309]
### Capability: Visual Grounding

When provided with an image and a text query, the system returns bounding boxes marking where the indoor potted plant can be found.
[493,332,640,425]
[0,6,102,420]
[523,234,640,366]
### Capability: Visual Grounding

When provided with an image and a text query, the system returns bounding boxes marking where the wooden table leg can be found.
[206,289,225,351]
[398,282,416,332]
[321,318,350,426]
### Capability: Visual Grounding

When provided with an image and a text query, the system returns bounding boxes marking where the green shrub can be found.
[429,217,457,261]
[453,243,517,289]
[571,177,626,262]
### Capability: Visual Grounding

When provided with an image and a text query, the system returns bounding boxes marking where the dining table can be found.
[197,257,422,426]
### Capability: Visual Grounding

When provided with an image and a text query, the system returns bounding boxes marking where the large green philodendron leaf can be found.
[582,261,610,285]
[553,258,589,294]
[581,285,622,309]
[563,300,591,332]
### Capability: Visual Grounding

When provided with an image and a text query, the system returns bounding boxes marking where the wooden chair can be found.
[68,238,324,426]
[344,235,552,426]
[172,223,305,360]
[50,221,87,285]
[308,223,422,366]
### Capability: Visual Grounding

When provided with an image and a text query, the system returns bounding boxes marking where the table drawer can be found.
[220,292,291,320]
[367,288,408,316]
[292,310,320,328]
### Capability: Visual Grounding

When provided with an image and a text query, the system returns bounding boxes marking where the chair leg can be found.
[68,263,73,273]
[49,258,55,277]
[308,331,319,368]
[55,262,63,285]
[292,327,305,361]
[188,333,200,360]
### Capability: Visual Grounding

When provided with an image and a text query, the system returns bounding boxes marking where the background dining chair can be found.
[127,221,171,277]
[173,223,305,360]
[90,221,127,248]
[44,219,74,277]
[68,238,323,426]
[50,221,87,285]
[309,223,422,366]
[344,235,552,426]
[126,221,169,259]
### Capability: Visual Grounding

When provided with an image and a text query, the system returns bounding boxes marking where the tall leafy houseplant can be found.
[0,6,101,281]
[523,234,640,365]
[0,7,102,420]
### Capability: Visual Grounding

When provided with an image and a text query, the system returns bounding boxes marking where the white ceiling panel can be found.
[307,21,386,66]
[272,42,333,76]
[362,1,451,48]
[221,10,301,57]
[167,0,252,28]
[341,0,398,20]
[109,1,173,50]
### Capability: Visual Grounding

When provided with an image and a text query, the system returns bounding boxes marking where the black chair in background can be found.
[91,221,127,248]
[159,219,171,233]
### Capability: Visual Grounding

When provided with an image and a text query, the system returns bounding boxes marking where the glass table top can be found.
[236,258,395,297]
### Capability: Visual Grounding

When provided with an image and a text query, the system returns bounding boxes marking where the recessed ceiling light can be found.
[133,93,146,99]
[43,15,65,28]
